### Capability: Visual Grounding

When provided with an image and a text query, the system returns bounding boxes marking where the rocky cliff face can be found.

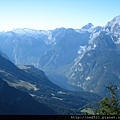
[67,15,120,96]
[0,15,120,96]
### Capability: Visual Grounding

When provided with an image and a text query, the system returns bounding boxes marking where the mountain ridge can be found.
[0,77,56,115]
[67,15,120,96]
[0,52,101,114]
[0,15,120,97]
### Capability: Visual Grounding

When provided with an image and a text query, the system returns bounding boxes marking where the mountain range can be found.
[0,52,101,114]
[0,22,102,91]
[67,15,120,96]
[0,15,120,114]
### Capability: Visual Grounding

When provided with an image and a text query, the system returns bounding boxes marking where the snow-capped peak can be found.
[103,15,120,44]
[13,28,39,34]
[81,23,94,29]
[12,28,52,36]
[103,15,120,32]
[76,23,95,33]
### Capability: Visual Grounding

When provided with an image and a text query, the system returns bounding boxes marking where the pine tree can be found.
[96,83,120,115]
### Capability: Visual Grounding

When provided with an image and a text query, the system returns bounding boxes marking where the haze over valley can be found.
[0,0,120,116]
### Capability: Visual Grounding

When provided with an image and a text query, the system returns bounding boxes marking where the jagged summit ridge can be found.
[103,15,120,32]
[0,15,120,97]
[81,23,94,29]
[102,15,120,44]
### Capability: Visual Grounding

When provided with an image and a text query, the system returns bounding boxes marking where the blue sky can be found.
[0,0,120,31]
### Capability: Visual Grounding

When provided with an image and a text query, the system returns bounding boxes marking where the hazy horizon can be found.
[0,0,120,31]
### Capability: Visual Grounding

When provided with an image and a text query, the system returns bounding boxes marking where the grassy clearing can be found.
[81,108,95,115]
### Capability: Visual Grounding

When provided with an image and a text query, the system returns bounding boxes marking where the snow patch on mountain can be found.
[103,15,120,44]
[78,46,86,54]
[104,15,120,32]
[13,28,40,35]
[13,28,53,38]
[86,76,91,81]
[115,38,120,44]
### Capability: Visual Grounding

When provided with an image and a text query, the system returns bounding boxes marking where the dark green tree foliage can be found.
[96,83,120,115]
